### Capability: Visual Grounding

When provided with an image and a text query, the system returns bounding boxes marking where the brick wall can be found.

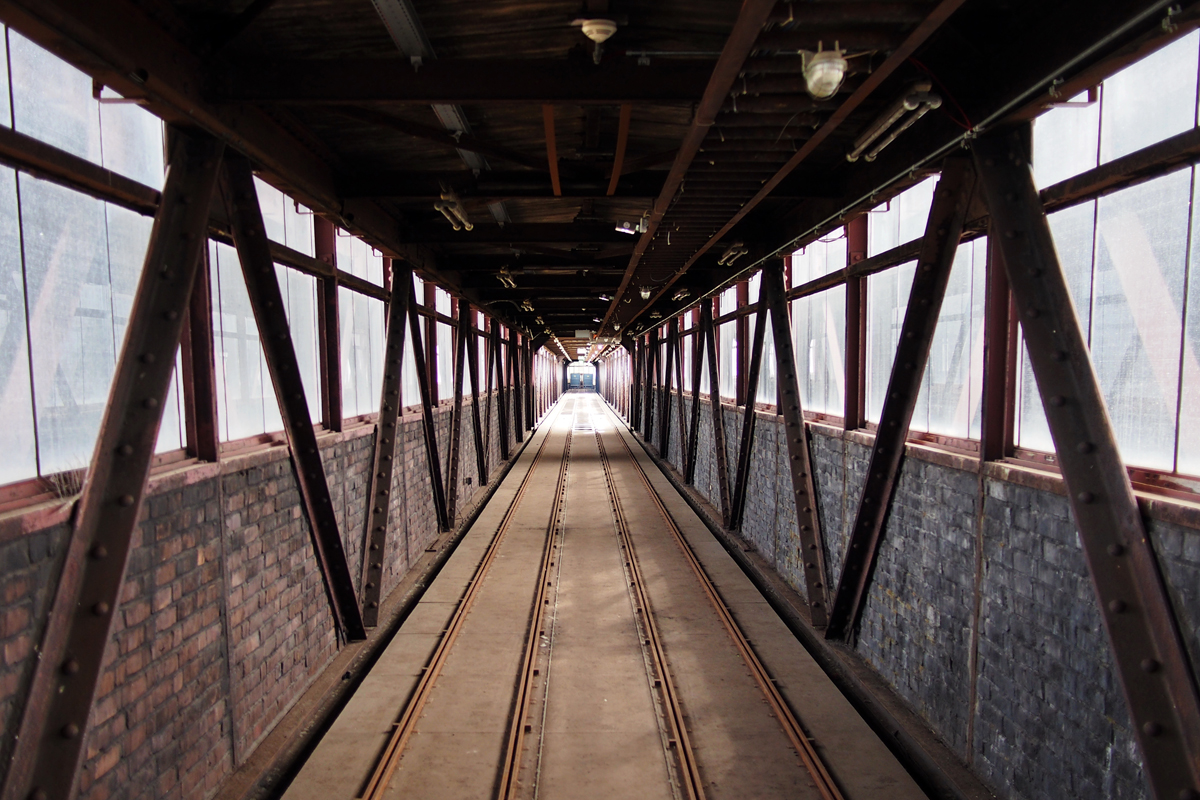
[0,382,536,800]
[629,388,1200,800]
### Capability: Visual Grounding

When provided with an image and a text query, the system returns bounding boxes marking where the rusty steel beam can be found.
[762,263,831,628]
[980,224,1015,462]
[685,312,704,483]
[180,256,220,462]
[701,302,733,526]
[826,156,976,641]
[510,332,524,441]
[444,302,468,524]
[543,105,562,197]
[975,128,1200,800]
[607,103,632,197]
[644,329,659,444]
[491,319,511,460]
[598,0,779,337]
[360,260,412,628]
[464,305,488,486]
[223,153,367,640]
[1,130,223,800]
[844,216,868,430]
[407,282,450,531]
[730,285,770,531]
[674,320,688,469]
[315,219,343,432]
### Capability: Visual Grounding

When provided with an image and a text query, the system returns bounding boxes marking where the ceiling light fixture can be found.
[639,287,652,300]
[672,288,690,302]
[434,186,473,231]
[497,266,517,288]
[800,41,847,100]
[847,81,942,163]
[598,293,611,301]
[717,241,749,266]
[573,18,618,64]
[615,221,636,235]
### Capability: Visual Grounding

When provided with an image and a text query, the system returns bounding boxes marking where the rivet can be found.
[1142,720,1163,737]
[812,601,822,607]
[374,507,384,513]
[366,582,375,589]
[1026,308,1040,319]
[806,563,815,569]
[803,507,812,513]
[91,545,108,559]
[808,544,817,550]
[30,789,47,800]
[93,602,110,616]
[159,268,173,279]
[1049,395,1065,407]
[1077,491,1094,504]
[118,494,135,507]
[1141,658,1160,673]
[1005,230,1019,240]
[61,723,80,739]
[144,397,159,409]
[1028,268,1042,278]
[984,158,996,167]
[165,310,179,321]
[368,601,378,608]
[1004,192,1017,201]
[1053,350,1069,362]
[1108,599,1127,613]
[141,353,156,364]
[1108,543,1125,556]
[62,658,80,675]
[936,227,947,237]
[1077,442,1094,454]
[118,444,134,456]
[370,543,379,551]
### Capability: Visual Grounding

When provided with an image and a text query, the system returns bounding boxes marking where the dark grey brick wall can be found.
[628,388,1200,800]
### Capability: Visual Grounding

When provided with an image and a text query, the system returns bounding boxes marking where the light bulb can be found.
[804,47,847,100]
[639,287,651,300]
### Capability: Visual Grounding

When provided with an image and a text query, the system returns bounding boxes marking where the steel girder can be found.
[406,282,450,531]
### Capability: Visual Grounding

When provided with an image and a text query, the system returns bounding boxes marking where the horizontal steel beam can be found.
[412,222,642,244]
[213,58,715,104]
[338,170,667,199]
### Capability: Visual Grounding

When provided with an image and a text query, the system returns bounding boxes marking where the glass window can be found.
[792,230,847,284]
[0,167,36,482]
[867,177,936,257]
[865,261,917,422]
[718,287,737,400]
[792,286,846,416]
[8,29,101,165]
[1100,31,1199,165]
[340,287,384,418]
[211,241,267,441]
[435,288,453,399]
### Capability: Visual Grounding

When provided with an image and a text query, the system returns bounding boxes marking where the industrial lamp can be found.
[801,42,847,100]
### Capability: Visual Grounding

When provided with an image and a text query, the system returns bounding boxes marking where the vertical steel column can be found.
[685,313,704,483]
[2,132,224,800]
[976,128,1200,800]
[631,340,643,431]
[658,320,676,456]
[826,156,976,641]
[844,215,868,430]
[643,329,658,443]
[524,339,534,427]
[674,321,688,469]
[980,226,1016,461]
[482,316,495,466]
[424,282,439,406]
[360,261,411,628]
[222,153,368,640]
[763,264,830,627]
[407,294,450,531]
[491,319,510,460]
[510,333,524,441]
[736,280,749,407]
[464,305,488,485]
[730,283,769,531]
[180,256,220,461]
[701,303,733,526]
[444,301,467,524]
[315,217,342,432]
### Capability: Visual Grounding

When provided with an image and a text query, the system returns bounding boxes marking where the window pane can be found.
[9,30,100,164]
[792,286,846,416]
[1100,31,1199,164]
[212,241,267,440]
[256,178,287,244]
[20,176,113,473]
[285,201,315,257]
[718,320,736,399]
[867,177,936,257]
[792,230,847,284]
[1032,93,1099,189]
[156,360,184,453]
[0,167,36,482]
[1178,174,1200,474]
[916,238,986,438]
[99,101,164,188]
[865,261,916,422]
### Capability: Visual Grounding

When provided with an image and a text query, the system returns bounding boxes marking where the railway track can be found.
[353,394,845,800]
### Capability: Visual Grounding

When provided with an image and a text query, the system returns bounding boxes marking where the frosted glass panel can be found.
[277,265,320,420]
[867,177,936,256]
[1178,180,1200,473]
[99,101,164,189]
[9,30,101,164]
[792,231,847,284]
[256,178,287,244]
[156,360,184,453]
[20,176,113,473]
[340,287,384,418]
[1032,94,1099,189]
[1091,170,1190,469]
[1100,32,1199,164]
[0,167,36,482]
[792,286,846,416]
[718,321,736,400]
[915,238,986,438]
[211,242,267,441]
[865,261,916,422]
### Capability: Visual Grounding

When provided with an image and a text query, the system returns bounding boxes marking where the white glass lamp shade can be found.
[805,50,847,99]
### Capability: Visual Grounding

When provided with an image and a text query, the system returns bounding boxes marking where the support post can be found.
[674,321,688,469]
[826,155,976,641]
[424,282,439,406]
[510,333,524,440]
[222,153,367,640]
[730,282,769,531]
[2,131,224,800]
[464,305,488,485]
[407,288,450,531]
[360,260,411,628]
[643,329,658,443]
[701,303,733,526]
[180,253,220,461]
[444,302,467,523]
[975,128,1200,800]
[845,214,868,430]
[736,280,749,407]
[491,319,510,460]
[315,218,342,431]
[631,340,643,432]
[763,264,830,627]
[980,225,1015,461]
[685,313,703,483]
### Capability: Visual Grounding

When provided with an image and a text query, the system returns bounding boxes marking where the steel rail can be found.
[497,419,574,799]
[593,426,706,800]
[599,409,845,800]
[358,397,572,800]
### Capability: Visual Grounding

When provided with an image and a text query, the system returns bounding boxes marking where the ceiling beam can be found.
[337,170,666,199]
[413,222,639,244]
[212,58,714,104]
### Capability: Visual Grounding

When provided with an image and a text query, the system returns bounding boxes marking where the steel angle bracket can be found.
[976,127,1200,800]
[826,155,976,642]
[360,261,412,628]
[762,264,831,627]
[2,130,224,800]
